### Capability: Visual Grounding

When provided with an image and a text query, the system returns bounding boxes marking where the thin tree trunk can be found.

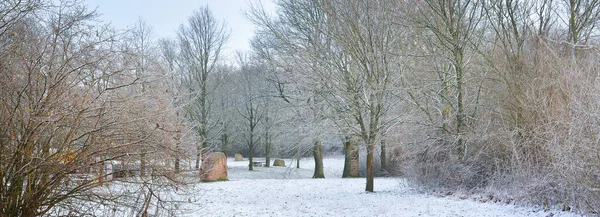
[313,139,324,178]
[249,131,255,171]
[174,158,180,174]
[265,130,270,167]
[295,143,301,168]
[174,141,180,173]
[195,145,201,170]
[201,139,207,161]
[248,144,254,171]
[366,143,375,192]
[381,138,387,172]
[99,160,105,186]
[456,56,466,162]
[221,133,228,156]
[140,151,146,177]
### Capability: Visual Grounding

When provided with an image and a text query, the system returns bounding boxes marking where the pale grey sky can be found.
[84,0,274,62]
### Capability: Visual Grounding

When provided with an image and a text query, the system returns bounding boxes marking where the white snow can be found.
[174,157,579,217]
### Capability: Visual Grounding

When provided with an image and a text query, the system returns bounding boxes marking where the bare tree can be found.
[249,0,404,190]
[130,18,155,177]
[235,54,267,171]
[158,38,185,173]
[0,1,194,215]
[319,0,403,192]
[410,0,484,161]
[0,0,42,53]
[561,0,600,60]
[176,6,230,169]
[342,135,359,178]
[248,0,331,178]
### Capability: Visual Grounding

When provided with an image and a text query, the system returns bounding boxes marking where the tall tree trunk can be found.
[265,129,270,167]
[381,138,387,172]
[249,131,254,171]
[195,144,201,170]
[313,139,325,178]
[248,144,254,171]
[366,143,375,192]
[343,139,351,178]
[221,133,228,157]
[174,141,180,173]
[201,139,207,161]
[343,137,359,178]
[455,52,466,162]
[295,143,301,168]
[200,81,208,164]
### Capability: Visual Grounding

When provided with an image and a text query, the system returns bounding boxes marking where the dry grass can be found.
[401,39,600,214]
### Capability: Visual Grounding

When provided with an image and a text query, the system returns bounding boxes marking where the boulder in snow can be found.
[200,152,228,182]
[273,159,286,167]
[234,153,243,161]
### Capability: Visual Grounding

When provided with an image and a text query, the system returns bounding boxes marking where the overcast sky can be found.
[84,0,275,62]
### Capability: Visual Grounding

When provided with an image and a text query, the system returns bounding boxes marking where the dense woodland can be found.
[2,0,600,216]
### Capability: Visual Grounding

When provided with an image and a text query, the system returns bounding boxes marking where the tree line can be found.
[2,0,600,215]
[247,0,600,212]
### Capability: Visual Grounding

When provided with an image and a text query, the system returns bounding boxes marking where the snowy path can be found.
[180,157,577,217]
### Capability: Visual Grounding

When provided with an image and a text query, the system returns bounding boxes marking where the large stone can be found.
[273,159,286,167]
[200,152,228,182]
[234,153,243,161]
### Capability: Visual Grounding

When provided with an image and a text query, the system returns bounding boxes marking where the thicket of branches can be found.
[0,1,192,216]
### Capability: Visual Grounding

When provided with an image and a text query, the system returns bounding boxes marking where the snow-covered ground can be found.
[177,157,578,217]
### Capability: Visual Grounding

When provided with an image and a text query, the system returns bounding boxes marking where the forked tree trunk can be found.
[343,138,359,178]
[312,139,324,178]
[366,143,375,192]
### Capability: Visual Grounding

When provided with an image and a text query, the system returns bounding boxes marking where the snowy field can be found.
[175,157,579,217]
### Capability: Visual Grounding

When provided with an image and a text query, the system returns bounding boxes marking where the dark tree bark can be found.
[295,145,301,168]
[313,139,325,178]
[366,143,375,192]
[221,133,229,156]
[265,116,271,167]
[249,148,254,171]
[381,138,387,172]
[343,137,359,178]
[174,153,180,174]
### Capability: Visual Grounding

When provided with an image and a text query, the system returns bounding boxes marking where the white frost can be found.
[178,157,577,217]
